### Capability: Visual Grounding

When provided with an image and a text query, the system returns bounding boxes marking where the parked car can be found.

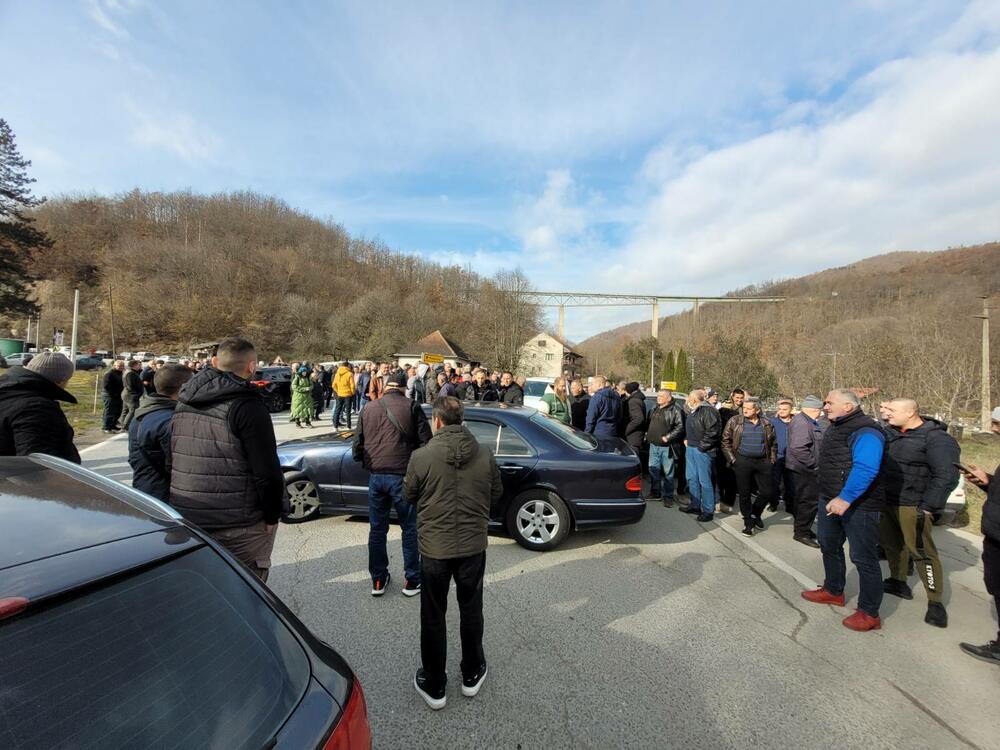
[277,403,645,551]
[74,355,105,370]
[0,454,371,750]
[253,366,293,413]
[3,352,33,367]
[522,377,555,408]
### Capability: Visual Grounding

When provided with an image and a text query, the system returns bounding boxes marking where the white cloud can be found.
[128,106,219,164]
[615,7,1000,297]
[515,169,589,257]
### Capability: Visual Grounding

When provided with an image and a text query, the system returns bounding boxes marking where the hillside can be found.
[578,243,1000,419]
[5,190,539,367]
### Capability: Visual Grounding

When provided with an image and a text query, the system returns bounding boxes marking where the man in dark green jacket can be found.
[404,396,502,710]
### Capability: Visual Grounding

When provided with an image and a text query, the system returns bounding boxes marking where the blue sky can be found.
[2,1,1000,339]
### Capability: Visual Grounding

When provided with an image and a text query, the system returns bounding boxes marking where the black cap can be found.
[387,371,407,388]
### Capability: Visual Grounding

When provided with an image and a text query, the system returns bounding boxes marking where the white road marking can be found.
[712,518,820,590]
[79,433,129,454]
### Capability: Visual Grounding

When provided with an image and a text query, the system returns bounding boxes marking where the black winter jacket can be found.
[102,368,123,398]
[624,390,648,448]
[983,465,1000,543]
[464,381,499,402]
[685,403,722,455]
[352,389,432,474]
[0,367,81,464]
[882,418,960,512]
[170,368,284,529]
[646,400,685,447]
[404,424,503,559]
[569,394,590,432]
[122,369,143,402]
[128,394,177,501]
[501,382,524,406]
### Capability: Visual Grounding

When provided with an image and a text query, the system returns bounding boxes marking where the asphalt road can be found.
[81,413,1000,750]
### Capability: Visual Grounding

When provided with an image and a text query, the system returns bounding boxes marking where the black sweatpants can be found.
[791,470,819,537]
[421,552,487,688]
[733,455,773,522]
[984,536,1000,641]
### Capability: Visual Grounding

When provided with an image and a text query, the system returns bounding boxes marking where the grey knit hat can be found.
[26,352,75,384]
[801,395,823,409]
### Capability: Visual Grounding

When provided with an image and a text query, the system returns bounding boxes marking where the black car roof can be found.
[0,456,181,571]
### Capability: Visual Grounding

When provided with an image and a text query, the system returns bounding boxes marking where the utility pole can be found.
[108,283,117,357]
[69,288,81,361]
[977,297,991,431]
[650,348,655,390]
[25,317,31,347]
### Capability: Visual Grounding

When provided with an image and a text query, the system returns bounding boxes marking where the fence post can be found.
[93,372,100,415]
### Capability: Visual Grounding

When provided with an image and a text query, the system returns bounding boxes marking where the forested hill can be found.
[13,190,537,365]
[577,243,1000,419]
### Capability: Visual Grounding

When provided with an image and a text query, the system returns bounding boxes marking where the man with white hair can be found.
[801,389,887,632]
[681,389,722,522]
[879,398,959,628]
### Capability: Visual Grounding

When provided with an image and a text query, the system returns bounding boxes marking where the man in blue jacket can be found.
[585,376,623,439]
[128,364,193,500]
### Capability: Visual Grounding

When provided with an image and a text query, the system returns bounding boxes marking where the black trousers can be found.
[791,469,819,537]
[102,394,122,431]
[333,396,353,428]
[732,455,773,521]
[772,458,795,507]
[984,537,1000,641]
[421,552,486,688]
[716,452,737,507]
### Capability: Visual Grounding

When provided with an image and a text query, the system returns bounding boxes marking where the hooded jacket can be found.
[333,366,356,398]
[882,417,960,512]
[404,424,503,559]
[0,367,80,464]
[128,393,178,500]
[170,367,284,530]
[623,389,648,448]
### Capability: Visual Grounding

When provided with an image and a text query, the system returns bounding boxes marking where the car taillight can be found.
[625,475,642,493]
[0,597,29,620]
[323,677,371,750]
[250,380,269,387]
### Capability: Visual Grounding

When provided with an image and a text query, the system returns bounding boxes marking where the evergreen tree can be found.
[675,348,692,392]
[0,119,50,316]
[659,349,675,383]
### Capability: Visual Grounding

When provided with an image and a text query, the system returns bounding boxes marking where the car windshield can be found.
[0,546,310,750]
[524,380,550,397]
[530,413,598,450]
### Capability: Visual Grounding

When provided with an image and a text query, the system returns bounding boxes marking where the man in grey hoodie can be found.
[404,396,502,710]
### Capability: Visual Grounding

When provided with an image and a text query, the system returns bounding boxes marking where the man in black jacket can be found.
[499,372,523,405]
[353,370,432,596]
[128,364,192,500]
[879,398,959,628]
[170,338,285,582]
[681,389,722,522]
[405,396,503,709]
[786,395,826,547]
[464,368,498,402]
[101,360,125,433]
[120,360,144,430]
[0,352,80,463]
[715,388,745,513]
[623,382,647,453]
[958,406,1000,665]
[646,388,684,507]
[721,398,777,536]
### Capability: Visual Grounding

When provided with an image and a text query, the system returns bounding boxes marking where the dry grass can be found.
[955,433,1000,532]
[62,370,106,435]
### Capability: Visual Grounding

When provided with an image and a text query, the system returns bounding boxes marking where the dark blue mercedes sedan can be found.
[277,403,645,551]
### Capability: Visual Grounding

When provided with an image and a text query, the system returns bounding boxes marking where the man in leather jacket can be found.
[645,388,685,507]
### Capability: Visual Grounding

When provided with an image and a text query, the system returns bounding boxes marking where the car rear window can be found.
[531,413,598,450]
[524,380,550,397]
[0,547,310,750]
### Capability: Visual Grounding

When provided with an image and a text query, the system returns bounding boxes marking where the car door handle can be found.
[500,464,523,471]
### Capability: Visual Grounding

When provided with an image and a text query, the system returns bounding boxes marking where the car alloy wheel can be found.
[265,392,285,413]
[283,474,321,523]
[508,492,570,551]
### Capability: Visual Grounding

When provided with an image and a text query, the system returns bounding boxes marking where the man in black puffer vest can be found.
[879,398,959,628]
[170,337,284,582]
[801,389,887,632]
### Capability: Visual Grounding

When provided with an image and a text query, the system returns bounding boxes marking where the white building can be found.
[394,330,475,370]
[518,332,582,379]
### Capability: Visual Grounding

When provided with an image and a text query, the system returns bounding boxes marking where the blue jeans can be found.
[816,504,883,617]
[685,446,715,514]
[648,443,676,500]
[333,395,353,428]
[368,473,420,585]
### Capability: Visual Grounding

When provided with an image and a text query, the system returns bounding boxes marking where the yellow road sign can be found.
[422,353,445,364]
[660,381,677,391]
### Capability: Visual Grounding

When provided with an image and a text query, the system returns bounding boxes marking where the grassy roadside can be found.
[955,433,1000,532]
[62,370,107,444]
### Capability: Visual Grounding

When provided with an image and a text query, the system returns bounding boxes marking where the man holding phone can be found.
[958,406,1000,666]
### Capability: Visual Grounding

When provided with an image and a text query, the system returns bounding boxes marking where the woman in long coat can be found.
[290,365,314,427]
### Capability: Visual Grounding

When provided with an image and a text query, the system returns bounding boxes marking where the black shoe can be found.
[959,640,1000,665]
[793,534,821,548]
[414,669,447,709]
[882,578,913,600]
[752,516,764,530]
[680,506,701,514]
[402,579,420,597]
[741,525,753,537]
[371,572,390,597]
[925,602,948,628]
[662,498,674,508]
[696,513,714,522]
[462,663,488,697]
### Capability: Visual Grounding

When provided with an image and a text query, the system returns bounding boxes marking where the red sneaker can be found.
[800,587,846,606]
[842,609,881,631]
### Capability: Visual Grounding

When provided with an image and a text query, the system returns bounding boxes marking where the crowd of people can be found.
[1,344,999,708]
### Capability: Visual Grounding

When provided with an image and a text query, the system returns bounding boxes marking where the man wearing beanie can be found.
[0,352,81,463]
[785,395,827,547]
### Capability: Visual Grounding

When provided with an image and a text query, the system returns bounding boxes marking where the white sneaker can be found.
[461,664,488,697]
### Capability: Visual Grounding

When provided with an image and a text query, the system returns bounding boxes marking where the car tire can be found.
[506,490,571,551]
[282,471,322,523]
[265,391,285,414]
